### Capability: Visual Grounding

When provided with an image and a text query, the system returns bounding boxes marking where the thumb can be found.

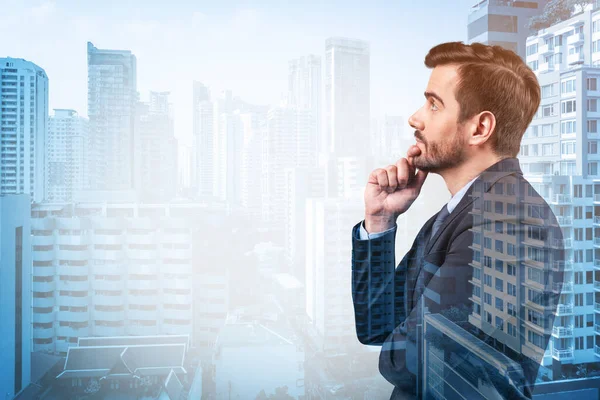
[409,169,428,191]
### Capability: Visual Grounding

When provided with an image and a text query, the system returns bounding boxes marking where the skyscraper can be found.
[192,81,214,199]
[0,57,48,202]
[288,55,322,157]
[47,109,89,202]
[134,91,177,202]
[467,0,548,57]
[87,41,137,191]
[521,7,600,372]
[0,194,32,397]
[325,37,370,157]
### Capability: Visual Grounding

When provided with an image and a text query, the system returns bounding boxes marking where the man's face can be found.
[408,64,469,173]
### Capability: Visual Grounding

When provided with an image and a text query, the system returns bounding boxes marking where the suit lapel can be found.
[408,160,523,314]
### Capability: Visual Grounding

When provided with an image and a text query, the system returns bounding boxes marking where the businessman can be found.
[351,42,565,399]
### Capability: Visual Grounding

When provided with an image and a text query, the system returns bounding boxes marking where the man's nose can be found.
[408,112,423,130]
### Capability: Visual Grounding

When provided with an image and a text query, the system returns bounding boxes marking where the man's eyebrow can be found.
[424,91,445,107]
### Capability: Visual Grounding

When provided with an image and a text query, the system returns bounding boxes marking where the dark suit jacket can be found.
[351,158,565,400]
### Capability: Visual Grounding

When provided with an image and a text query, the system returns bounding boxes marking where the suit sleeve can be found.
[351,220,408,345]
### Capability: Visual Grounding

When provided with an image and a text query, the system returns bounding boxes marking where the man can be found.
[351,42,565,399]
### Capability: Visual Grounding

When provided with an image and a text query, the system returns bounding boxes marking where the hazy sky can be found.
[1,0,477,144]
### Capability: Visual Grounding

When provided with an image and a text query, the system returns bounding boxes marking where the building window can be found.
[561,99,576,114]
[561,120,576,134]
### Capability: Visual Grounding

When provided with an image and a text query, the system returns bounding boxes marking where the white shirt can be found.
[358,175,480,240]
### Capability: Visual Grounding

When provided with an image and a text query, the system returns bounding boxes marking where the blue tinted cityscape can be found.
[2,0,600,399]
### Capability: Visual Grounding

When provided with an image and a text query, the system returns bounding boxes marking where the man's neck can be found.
[439,153,506,197]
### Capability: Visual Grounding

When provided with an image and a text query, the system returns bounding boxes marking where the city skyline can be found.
[0,0,476,146]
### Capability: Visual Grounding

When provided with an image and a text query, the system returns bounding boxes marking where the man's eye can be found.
[430,101,438,111]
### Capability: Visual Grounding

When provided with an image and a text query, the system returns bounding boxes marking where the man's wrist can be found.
[364,214,398,233]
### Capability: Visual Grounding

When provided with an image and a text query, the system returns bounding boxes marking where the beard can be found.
[412,128,468,173]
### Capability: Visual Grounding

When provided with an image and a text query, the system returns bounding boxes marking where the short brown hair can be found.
[424,41,540,158]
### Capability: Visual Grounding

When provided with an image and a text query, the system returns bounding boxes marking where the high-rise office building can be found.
[289,55,322,158]
[133,91,177,202]
[192,82,214,199]
[263,106,314,228]
[306,197,364,354]
[47,109,89,202]
[467,0,548,57]
[325,37,370,158]
[30,202,203,355]
[87,42,137,191]
[0,58,48,202]
[522,7,600,371]
[0,194,32,397]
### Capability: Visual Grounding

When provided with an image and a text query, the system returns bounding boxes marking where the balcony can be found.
[127,233,155,245]
[127,324,159,336]
[92,278,124,291]
[594,194,600,204]
[553,260,573,272]
[162,263,192,275]
[552,325,574,338]
[57,236,89,246]
[165,308,193,320]
[57,265,88,276]
[34,342,55,353]
[93,234,124,246]
[33,280,55,293]
[127,294,158,306]
[126,248,158,261]
[162,232,191,244]
[556,303,574,315]
[595,345,600,358]
[595,324,600,335]
[163,278,192,291]
[33,266,55,277]
[567,33,584,45]
[33,326,54,339]
[126,309,158,321]
[595,302,600,313]
[539,44,554,55]
[127,279,159,291]
[57,279,89,292]
[163,291,193,304]
[57,296,89,308]
[594,280,600,291]
[552,238,572,248]
[552,347,574,360]
[33,235,54,246]
[33,311,55,324]
[56,325,89,338]
[127,263,159,275]
[556,216,572,226]
[162,323,192,335]
[160,248,192,260]
[33,297,55,308]
[57,311,90,323]
[90,263,122,276]
[595,238,600,248]
[595,259,600,271]
[553,282,573,293]
[92,309,125,322]
[57,249,89,261]
[595,216,600,226]
[93,325,125,337]
[91,249,124,261]
[567,52,584,65]
[93,294,124,307]
[33,250,54,262]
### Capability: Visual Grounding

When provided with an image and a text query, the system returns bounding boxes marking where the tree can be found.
[255,385,295,400]
[525,0,593,32]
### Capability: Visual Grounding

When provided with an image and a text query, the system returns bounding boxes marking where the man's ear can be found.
[469,111,496,147]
